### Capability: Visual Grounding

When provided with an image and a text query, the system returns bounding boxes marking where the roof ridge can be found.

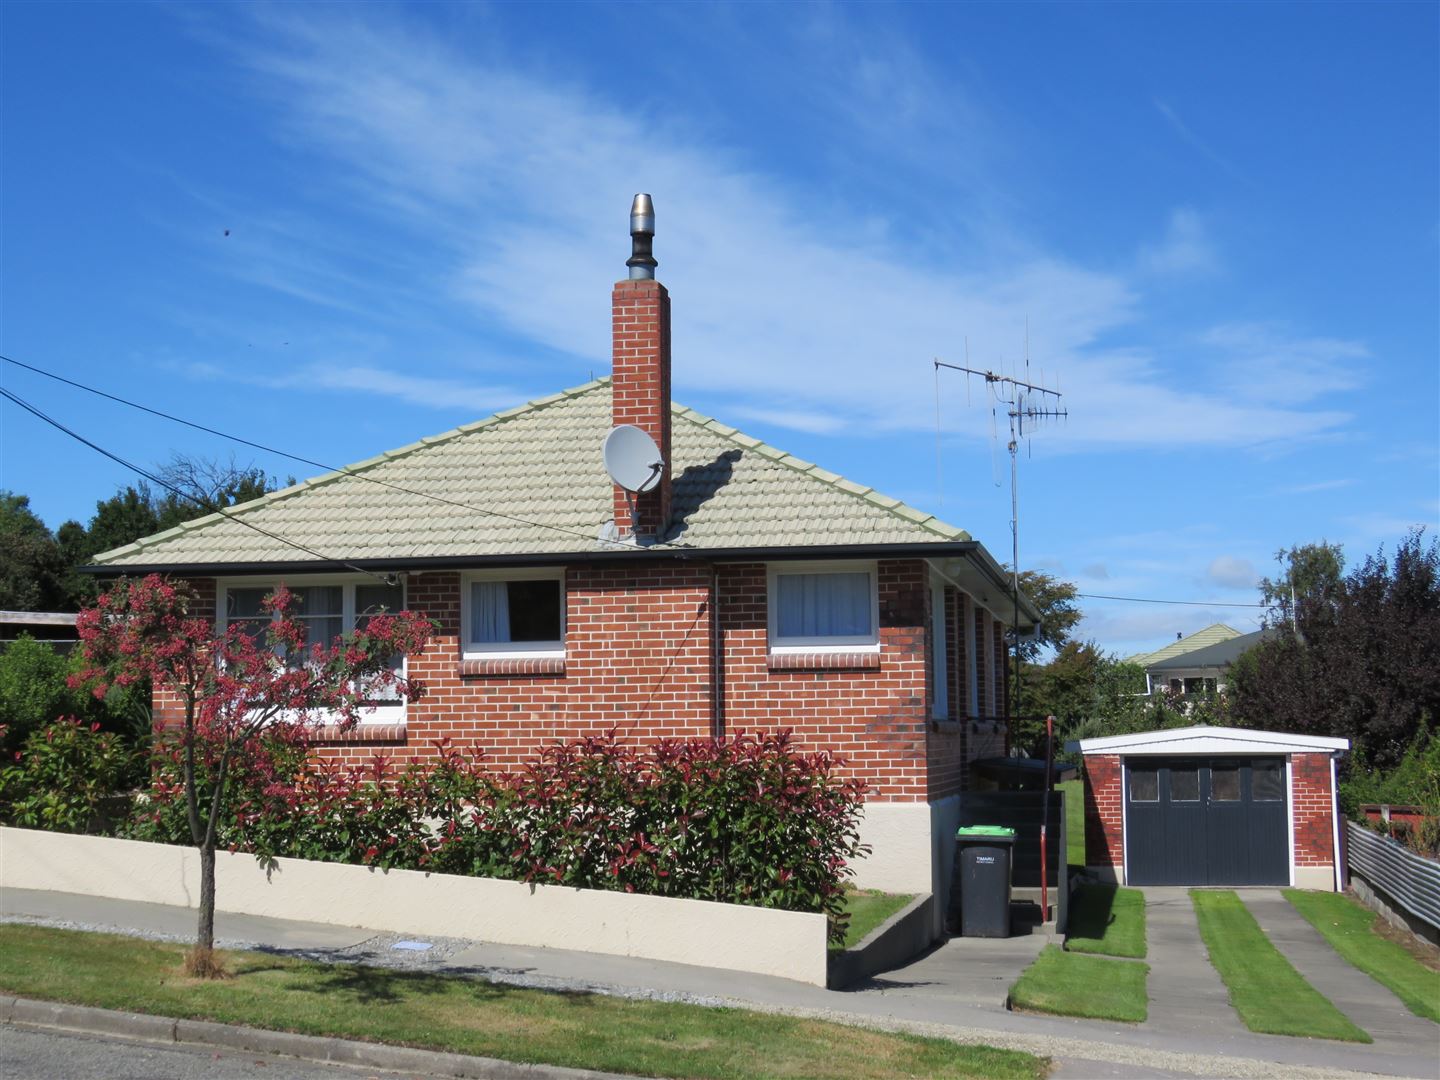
[669,400,970,542]
[90,377,612,565]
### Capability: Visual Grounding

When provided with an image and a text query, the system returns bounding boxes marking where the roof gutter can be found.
[80,540,986,579]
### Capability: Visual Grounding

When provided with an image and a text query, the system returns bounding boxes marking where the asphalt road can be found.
[0,1025,436,1080]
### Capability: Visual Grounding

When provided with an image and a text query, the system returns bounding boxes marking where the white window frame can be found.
[965,596,980,717]
[766,560,880,654]
[215,575,408,725]
[460,568,567,660]
[931,580,949,719]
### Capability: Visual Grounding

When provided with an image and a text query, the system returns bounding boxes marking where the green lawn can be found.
[1009,945,1148,1022]
[1064,884,1146,958]
[1190,891,1370,1042]
[835,890,915,950]
[1057,779,1084,871]
[1285,889,1440,1024]
[0,925,1045,1080]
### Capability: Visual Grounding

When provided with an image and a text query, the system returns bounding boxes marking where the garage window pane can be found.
[1211,766,1240,801]
[1170,768,1200,802]
[1253,763,1284,801]
[1129,767,1158,802]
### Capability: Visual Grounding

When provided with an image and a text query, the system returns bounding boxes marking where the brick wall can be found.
[1083,753,1125,872]
[1291,752,1337,866]
[720,560,930,801]
[158,558,994,800]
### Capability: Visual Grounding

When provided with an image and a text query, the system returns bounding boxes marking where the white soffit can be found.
[1073,725,1349,757]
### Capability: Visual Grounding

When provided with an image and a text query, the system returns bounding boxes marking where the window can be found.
[931,581,948,718]
[1211,765,1241,801]
[462,571,565,658]
[218,578,406,716]
[1183,677,1218,696]
[767,562,878,652]
[1129,766,1158,802]
[1170,767,1200,802]
[1252,762,1285,801]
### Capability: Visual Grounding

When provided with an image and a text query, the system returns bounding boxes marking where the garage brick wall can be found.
[1083,753,1125,874]
[1291,752,1337,866]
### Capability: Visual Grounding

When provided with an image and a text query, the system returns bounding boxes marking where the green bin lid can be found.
[955,825,1016,838]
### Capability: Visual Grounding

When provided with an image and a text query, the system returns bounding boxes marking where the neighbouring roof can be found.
[1070,725,1350,757]
[90,378,974,570]
[1126,623,1243,668]
[1147,629,1273,673]
[0,611,78,626]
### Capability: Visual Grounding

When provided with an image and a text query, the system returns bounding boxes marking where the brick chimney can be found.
[611,194,671,541]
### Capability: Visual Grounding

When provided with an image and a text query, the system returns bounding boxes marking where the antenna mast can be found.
[934,352,1066,724]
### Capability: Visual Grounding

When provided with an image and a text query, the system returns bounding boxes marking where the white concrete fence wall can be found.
[0,827,828,986]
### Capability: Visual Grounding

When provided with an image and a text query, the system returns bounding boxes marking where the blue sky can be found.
[2,2,1436,656]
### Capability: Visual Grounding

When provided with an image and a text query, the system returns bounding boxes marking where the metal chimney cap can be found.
[627,193,657,279]
[630,193,655,235]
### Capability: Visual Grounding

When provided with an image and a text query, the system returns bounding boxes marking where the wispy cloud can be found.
[183,360,519,413]
[1139,207,1218,276]
[170,7,1364,453]
[1154,98,1244,180]
[1207,555,1257,590]
[1274,478,1355,496]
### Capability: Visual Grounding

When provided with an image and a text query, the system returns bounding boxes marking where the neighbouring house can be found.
[1071,725,1349,890]
[0,610,79,653]
[85,197,1039,936]
[1142,628,1274,698]
[1127,622,1243,697]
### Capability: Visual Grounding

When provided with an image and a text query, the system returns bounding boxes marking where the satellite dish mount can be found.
[602,424,665,544]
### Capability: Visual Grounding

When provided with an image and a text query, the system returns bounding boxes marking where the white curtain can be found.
[472,581,511,643]
[776,572,870,638]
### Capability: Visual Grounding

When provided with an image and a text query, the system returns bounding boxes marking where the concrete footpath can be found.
[3,888,1436,1079]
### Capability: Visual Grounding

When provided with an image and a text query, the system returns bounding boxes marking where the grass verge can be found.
[1284,889,1440,1023]
[1064,884,1146,958]
[0,925,1045,1079]
[1190,890,1370,1042]
[1058,778,1084,872]
[835,890,915,950]
[1009,945,1148,1022]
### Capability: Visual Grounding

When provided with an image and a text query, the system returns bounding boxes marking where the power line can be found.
[1077,592,1265,608]
[0,386,388,580]
[0,352,686,551]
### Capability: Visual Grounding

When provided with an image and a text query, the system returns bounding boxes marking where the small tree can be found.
[72,574,433,976]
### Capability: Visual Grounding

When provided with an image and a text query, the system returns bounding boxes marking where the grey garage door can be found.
[1125,757,1289,886]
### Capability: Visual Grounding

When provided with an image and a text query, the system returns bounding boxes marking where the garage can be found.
[1071,727,1350,891]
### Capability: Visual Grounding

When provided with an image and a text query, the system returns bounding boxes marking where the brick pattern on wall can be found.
[720,560,930,800]
[152,578,217,731]
[1291,752,1337,866]
[973,606,988,715]
[611,278,671,539]
[1083,754,1125,871]
[153,559,1014,801]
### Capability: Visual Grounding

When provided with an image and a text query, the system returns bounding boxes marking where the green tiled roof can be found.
[1127,623,1243,667]
[93,379,970,568]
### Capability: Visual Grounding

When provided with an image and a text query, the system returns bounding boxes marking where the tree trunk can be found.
[197,839,216,954]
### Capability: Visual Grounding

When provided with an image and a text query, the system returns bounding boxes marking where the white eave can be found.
[1069,725,1350,757]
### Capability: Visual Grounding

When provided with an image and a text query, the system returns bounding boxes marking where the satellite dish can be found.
[603,424,663,493]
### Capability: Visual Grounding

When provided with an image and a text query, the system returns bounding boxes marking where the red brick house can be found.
[89,197,1039,929]
[1072,726,1350,891]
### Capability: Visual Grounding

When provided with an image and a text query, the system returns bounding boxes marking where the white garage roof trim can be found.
[1068,725,1350,757]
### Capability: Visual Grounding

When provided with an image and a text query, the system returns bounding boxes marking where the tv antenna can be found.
[935,334,1067,722]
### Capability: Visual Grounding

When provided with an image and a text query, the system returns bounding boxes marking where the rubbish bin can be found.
[953,825,1015,937]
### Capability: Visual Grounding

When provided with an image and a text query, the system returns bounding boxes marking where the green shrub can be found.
[0,717,137,834]
[0,637,81,753]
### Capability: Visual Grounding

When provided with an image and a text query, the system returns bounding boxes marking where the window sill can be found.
[929,719,965,734]
[309,723,407,745]
[767,651,881,672]
[459,657,567,678]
